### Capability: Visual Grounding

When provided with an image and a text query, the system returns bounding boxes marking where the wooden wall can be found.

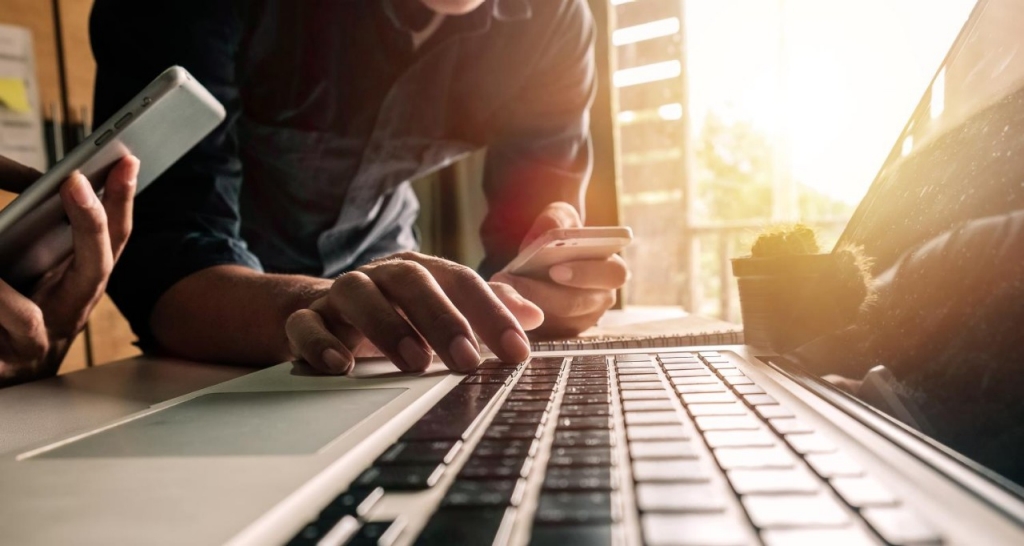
[1,0,141,372]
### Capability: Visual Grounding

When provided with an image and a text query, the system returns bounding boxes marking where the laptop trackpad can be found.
[31,389,406,458]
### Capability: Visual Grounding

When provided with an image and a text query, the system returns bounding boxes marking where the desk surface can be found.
[0,307,712,455]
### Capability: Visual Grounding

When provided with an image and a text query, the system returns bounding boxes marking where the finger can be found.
[328,271,434,372]
[548,255,629,289]
[59,173,113,302]
[489,281,544,331]
[520,201,582,251]
[0,279,48,359]
[285,309,355,375]
[492,271,615,319]
[360,258,490,371]
[392,254,531,365]
[0,155,42,194]
[100,156,140,260]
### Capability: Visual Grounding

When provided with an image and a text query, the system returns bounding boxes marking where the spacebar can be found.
[401,384,503,441]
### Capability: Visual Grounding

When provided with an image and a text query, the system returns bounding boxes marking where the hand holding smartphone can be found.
[502,226,633,279]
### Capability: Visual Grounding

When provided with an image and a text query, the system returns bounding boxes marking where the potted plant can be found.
[731,224,873,353]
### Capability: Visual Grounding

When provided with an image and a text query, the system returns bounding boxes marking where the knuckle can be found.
[332,270,372,295]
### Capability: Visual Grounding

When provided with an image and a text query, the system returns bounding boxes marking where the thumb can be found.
[520,202,582,251]
[0,155,42,194]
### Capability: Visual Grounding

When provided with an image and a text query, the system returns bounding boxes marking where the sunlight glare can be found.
[614,60,682,87]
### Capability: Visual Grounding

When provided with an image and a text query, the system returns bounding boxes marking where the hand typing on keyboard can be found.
[285,252,543,375]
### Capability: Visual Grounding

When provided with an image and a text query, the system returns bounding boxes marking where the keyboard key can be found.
[479,360,521,370]
[675,383,727,394]
[625,410,681,426]
[519,376,558,385]
[743,394,778,405]
[727,468,821,494]
[761,527,876,546]
[548,447,614,467]
[376,441,462,466]
[704,429,775,448]
[619,381,665,390]
[623,399,675,412]
[681,392,737,404]
[755,404,795,419]
[523,367,561,376]
[566,378,609,386]
[626,425,689,441]
[462,374,511,385]
[557,416,613,430]
[442,479,525,508]
[642,513,750,546]
[460,455,532,480]
[571,371,611,379]
[554,430,615,448]
[830,477,898,507]
[717,368,745,377]
[669,376,720,385]
[621,390,669,401]
[401,384,502,441]
[348,519,405,546]
[804,453,864,478]
[714,447,797,469]
[505,391,554,403]
[616,354,652,362]
[706,360,736,370]
[618,373,661,382]
[319,487,384,520]
[724,375,754,386]
[698,351,721,357]
[353,464,446,490]
[492,412,546,427]
[414,507,515,546]
[629,440,698,460]
[473,368,517,376]
[559,405,612,417]
[503,400,551,412]
[544,467,615,491]
[515,383,558,392]
[473,439,538,459]
[732,384,765,395]
[660,351,697,359]
[484,423,544,441]
[661,362,706,371]
[529,524,613,546]
[861,507,942,545]
[288,515,359,546]
[530,357,566,368]
[742,493,850,528]
[615,362,654,370]
[694,415,759,431]
[632,459,709,482]
[687,402,749,416]
[786,433,837,454]
[564,385,611,395]
[768,418,813,434]
[665,369,713,378]
[616,368,657,376]
[635,483,726,512]
[535,492,617,524]
[563,394,612,405]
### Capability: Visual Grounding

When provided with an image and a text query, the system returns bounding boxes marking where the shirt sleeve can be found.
[478,0,597,279]
[91,0,261,350]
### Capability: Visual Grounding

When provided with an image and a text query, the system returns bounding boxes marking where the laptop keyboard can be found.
[286,351,944,546]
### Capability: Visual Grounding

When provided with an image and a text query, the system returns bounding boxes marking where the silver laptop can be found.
[4,0,1024,544]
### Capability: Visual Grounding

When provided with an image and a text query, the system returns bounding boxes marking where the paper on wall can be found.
[0,24,46,173]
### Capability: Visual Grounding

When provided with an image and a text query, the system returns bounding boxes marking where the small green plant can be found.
[750,224,820,257]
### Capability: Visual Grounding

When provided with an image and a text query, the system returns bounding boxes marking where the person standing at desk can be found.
[0,155,139,387]
[90,0,628,374]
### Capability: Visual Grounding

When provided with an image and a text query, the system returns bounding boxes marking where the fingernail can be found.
[449,335,480,372]
[69,175,94,206]
[398,336,431,370]
[549,265,573,283]
[500,329,530,363]
[321,348,349,374]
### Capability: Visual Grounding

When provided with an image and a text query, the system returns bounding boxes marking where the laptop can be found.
[3,0,1024,544]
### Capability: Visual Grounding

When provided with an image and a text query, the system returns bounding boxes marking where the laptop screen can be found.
[793,0,1024,488]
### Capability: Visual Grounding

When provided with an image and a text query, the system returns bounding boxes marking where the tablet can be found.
[0,66,225,289]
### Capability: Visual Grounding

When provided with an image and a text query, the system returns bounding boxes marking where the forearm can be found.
[150,265,332,365]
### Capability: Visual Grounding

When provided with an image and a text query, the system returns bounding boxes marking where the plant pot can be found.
[731,253,847,353]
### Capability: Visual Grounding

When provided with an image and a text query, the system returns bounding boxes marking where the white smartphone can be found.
[503,226,633,279]
[0,66,225,289]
